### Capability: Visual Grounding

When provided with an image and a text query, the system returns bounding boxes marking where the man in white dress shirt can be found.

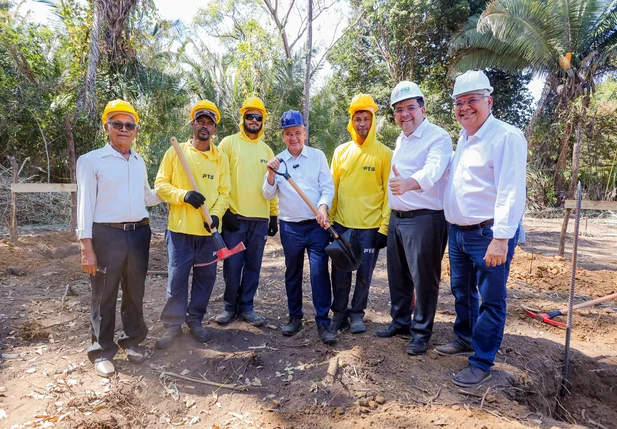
[77,100,162,378]
[263,110,336,344]
[375,82,452,357]
[438,70,527,387]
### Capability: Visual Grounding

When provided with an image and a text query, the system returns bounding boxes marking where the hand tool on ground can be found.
[170,137,245,266]
[522,292,617,328]
[269,158,363,271]
[561,181,582,397]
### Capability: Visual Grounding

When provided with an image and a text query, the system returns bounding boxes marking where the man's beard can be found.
[245,122,262,134]
[197,128,211,141]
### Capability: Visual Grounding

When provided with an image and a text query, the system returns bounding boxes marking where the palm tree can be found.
[450,0,617,255]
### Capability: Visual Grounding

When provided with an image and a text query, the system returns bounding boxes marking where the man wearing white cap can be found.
[375,82,452,357]
[438,70,527,387]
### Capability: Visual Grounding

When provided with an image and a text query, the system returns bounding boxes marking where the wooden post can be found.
[64,115,77,238]
[8,156,18,243]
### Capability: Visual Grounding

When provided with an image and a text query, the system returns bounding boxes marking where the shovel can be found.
[270,158,362,272]
[170,137,245,266]
[522,292,617,328]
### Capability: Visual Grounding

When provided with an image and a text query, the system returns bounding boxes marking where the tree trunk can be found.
[557,120,584,256]
[8,156,19,243]
[303,0,313,141]
[524,76,552,141]
[554,120,574,195]
[77,0,102,121]
[65,115,78,239]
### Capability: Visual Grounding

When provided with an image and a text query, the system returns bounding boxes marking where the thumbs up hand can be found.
[389,165,420,195]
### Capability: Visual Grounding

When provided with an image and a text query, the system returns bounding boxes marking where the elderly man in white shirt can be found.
[263,110,336,345]
[438,71,527,388]
[77,99,161,378]
[375,81,452,357]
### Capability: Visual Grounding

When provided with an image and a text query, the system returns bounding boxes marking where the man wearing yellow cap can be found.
[154,100,230,349]
[215,97,279,327]
[77,100,162,378]
[329,94,392,334]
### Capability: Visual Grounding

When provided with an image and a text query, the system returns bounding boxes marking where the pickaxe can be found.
[170,137,245,266]
[522,291,617,328]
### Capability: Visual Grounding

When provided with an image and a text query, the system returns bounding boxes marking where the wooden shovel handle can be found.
[560,291,617,315]
[170,137,214,227]
[283,176,337,236]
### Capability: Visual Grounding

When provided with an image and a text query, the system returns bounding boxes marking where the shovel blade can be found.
[326,229,363,272]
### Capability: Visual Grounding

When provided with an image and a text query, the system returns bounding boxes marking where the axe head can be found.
[194,242,246,267]
[522,305,566,328]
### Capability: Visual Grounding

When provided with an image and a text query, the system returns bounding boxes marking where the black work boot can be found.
[435,341,474,356]
[330,312,350,333]
[155,326,183,349]
[452,365,492,387]
[349,314,366,334]
[188,323,211,343]
[282,317,303,336]
[318,324,336,345]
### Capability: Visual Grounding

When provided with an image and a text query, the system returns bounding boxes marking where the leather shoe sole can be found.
[94,360,115,378]
[375,326,411,338]
[124,347,145,364]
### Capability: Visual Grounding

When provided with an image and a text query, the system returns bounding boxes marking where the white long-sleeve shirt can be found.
[388,119,453,211]
[444,115,527,239]
[262,145,334,222]
[77,143,162,239]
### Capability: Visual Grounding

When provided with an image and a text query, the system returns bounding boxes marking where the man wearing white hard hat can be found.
[439,70,527,387]
[77,100,162,378]
[375,82,452,357]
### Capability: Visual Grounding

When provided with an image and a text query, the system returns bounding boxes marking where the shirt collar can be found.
[282,144,308,161]
[100,143,140,160]
[460,114,495,140]
[186,140,220,160]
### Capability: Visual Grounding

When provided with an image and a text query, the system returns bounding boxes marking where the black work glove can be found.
[375,232,388,250]
[268,216,278,237]
[204,215,219,233]
[222,209,239,232]
[184,191,205,209]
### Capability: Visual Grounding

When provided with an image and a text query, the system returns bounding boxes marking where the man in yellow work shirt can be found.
[329,94,392,334]
[215,96,279,327]
[154,100,230,348]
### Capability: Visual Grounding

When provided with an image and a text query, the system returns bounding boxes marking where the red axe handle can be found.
[170,137,214,227]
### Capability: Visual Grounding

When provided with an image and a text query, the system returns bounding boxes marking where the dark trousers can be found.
[331,223,379,319]
[386,210,448,344]
[448,224,519,372]
[160,231,217,327]
[280,220,332,326]
[222,218,268,313]
[88,223,150,363]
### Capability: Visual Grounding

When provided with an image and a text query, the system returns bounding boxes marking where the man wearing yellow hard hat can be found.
[329,94,392,334]
[154,100,230,349]
[77,99,162,378]
[375,81,451,358]
[215,96,279,327]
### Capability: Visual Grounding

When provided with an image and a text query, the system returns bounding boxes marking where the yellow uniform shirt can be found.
[155,141,230,236]
[219,131,279,220]
[330,138,392,235]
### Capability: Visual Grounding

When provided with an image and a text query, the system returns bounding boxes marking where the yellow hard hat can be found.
[102,99,140,124]
[240,96,266,116]
[190,100,221,123]
[348,94,378,116]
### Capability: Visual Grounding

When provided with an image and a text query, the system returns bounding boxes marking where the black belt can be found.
[456,219,494,231]
[392,209,441,218]
[96,218,150,231]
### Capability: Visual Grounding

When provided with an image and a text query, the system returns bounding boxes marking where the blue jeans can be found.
[331,224,380,319]
[448,224,519,372]
[160,231,217,327]
[222,218,268,313]
[280,220,332,326]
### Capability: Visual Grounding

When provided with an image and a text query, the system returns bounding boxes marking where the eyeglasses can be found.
[455,96,489,109]
[245,113,263,122]
[394,105,421,116]
[108,121,137,131]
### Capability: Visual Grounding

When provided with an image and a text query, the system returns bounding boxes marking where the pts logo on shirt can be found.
[202,174,214,180]
[362,166,376,172]
[260,159,268,164]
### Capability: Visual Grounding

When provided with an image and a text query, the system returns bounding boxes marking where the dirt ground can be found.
[0,215,616,429]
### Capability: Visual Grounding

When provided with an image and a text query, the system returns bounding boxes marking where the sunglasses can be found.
[108,121,137,131]
[245,113,263,122]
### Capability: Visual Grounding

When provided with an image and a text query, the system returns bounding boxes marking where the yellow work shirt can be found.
[219,131,279,220]
[155,141,230,236]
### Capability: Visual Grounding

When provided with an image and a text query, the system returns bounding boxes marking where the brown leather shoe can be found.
[94,359,115,378]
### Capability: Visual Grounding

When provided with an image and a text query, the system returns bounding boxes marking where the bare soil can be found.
[0,215,616,429]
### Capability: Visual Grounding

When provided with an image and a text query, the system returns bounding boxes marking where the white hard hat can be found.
[452,70,493,99]
[390,81,424,107]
